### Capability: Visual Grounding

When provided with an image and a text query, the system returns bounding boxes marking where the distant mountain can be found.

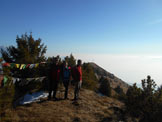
[89,62,129,93]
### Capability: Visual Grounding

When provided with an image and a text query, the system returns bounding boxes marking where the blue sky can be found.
[1,0,162,54]
[0,0,162,84]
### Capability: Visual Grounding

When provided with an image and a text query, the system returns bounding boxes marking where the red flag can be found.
[2,63,10,67]
[26,64,31,68]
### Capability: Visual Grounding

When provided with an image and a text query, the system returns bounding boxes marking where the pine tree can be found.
[0,33,47,63]
[125,83,142,118]
[124,76,162,121]
[64,54,76,67]
[0,33,47,99]
[115,85,124,95]
[82,63,98,90]
[99,77,111,97]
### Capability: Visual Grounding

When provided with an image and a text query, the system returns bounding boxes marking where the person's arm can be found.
[76,66,82,81]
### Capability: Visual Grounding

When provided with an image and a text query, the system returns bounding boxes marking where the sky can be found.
[0,0,162,85]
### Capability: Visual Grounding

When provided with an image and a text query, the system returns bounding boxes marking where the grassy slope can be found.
[4,87,124,122]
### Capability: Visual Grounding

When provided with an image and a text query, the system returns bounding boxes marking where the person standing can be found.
[62,61,71,99]
[72,59,82,101]
[48,58,60,100]
[0,59,4,87]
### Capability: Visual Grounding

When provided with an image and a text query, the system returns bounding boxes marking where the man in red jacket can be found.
[48,58,60,100]
[73,59,82,100]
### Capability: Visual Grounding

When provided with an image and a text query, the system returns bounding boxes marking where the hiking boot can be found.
[64,97,69,100]
[48,96,51,100]
[53,97,58,101]
[78,98,82,100]
[72,98,78,101]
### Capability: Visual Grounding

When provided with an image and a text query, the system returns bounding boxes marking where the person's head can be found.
[54,58,59,65]
[77,59,82,66]
[63,61,68,67]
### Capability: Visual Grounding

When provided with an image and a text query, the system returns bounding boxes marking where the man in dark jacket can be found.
[0,60,3,87]
[0,69,3,87]
[72,59,82,100]
[48,58,60,100]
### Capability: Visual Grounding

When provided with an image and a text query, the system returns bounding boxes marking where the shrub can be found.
[82,63,98,90]
[99,77,111,97]
[125,76,162,121]
[0,78,15,121]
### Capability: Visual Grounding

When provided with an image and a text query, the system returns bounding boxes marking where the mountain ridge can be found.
[88,62,129,93]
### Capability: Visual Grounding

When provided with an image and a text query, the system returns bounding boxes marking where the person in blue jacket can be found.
[62,61,71,99]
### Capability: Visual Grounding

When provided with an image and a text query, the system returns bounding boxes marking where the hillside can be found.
[89,62,129,93]
[3,87,125,122]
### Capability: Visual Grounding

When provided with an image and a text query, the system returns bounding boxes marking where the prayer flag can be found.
[23,64,27,69]
[10,63,15,68]
[16,64,20,68]
[26,64,31,68]
[3,63,10,67]
[35,63,39,68]
[3,76,8,85]
[20,64,25,70]
[29,64,35,69]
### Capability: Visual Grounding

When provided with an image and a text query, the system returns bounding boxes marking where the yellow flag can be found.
[16,64,20,68]
[35,63,39,68]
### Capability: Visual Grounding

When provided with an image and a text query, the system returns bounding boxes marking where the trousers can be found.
[74,81,82,100]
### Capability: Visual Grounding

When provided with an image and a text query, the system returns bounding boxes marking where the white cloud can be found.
[74,53,162,86]
[46,52,162,86]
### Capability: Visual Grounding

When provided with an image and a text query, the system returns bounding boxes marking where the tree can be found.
[64,54,76,67]
[124,76,162,121]
[82,63,98,90]
[141,75,156,96]
[114,85,126,101]
[47,55,62,64]
[140,76,157,121]
[99,77,111,97]
[125,83,142,118]
[1,33,47,63]
[0,33,47,103]
[115,85,124,95]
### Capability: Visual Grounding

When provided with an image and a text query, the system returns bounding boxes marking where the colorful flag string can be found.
[0,75,46,87]
[2,62,47,70]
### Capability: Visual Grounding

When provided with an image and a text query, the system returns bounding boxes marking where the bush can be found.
[114,85,126,101]
[0,79,15,121]
[114,85,124,95]
[125,76,162,121]
[125,83,142,118]
[82,63,98,90]
[99,77,111,97]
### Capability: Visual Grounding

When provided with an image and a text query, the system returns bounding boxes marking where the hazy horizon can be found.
[45,53,162,86]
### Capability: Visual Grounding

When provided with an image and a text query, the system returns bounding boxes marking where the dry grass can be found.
[2,87,124,122]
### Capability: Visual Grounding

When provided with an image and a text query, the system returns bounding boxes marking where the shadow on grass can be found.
[73,117,80,122]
